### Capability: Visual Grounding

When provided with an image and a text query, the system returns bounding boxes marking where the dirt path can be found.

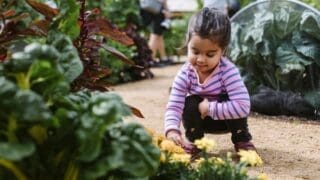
[114,64,320,180]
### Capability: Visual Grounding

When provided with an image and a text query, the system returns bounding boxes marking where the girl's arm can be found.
[208,63,250,120]
[164,65,189,136]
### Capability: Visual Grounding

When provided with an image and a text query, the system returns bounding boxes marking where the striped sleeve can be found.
[164,65,189,135]
[208,61,250,120]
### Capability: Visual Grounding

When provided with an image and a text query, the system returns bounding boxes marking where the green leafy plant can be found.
[164,15,191,59]
[0,41,160,180]
[0,0,140,90]
[229,4,320,97]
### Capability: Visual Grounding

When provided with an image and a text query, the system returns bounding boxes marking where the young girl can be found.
[164,7,256,153]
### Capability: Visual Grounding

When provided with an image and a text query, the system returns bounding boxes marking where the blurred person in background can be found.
[203,0,241,17]
[140,0,173,67]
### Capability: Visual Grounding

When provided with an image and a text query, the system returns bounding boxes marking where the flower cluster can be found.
[194,137,216,152]
[238,150,263,166]
[145,127,266,179]
[145,128,190,164]
[257,173,268,180]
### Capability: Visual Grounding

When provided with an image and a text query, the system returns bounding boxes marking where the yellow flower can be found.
[239,167,248,175]
[210,157,225,165]
[152,134,166,146]
[238,150,263,166]
[194,137,216,152]
[169,153,191,164]
[144,127,155,137]
[160,140,185,154]
[160,152,167,162]
[194,157,205,167]
[257,173,268,180]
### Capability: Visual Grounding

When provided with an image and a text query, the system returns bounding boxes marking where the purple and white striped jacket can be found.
[164,57,250,135]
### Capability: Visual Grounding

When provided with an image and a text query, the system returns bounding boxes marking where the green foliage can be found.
[103,0,141,28]
[195,158,248,180]
[300,0,320,9]
[151,155,252,180]
[101,40,136,84]
[239,0,255,8]
[51,0,80,39]
[152,160,195,179]
[0,43,160,179]
[164,15,191,58]
[229,5,320,95]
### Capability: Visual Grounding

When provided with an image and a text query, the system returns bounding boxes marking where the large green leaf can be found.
[76,125,103,162]
[102,123,160,178]
[292,31,320,65]
[275,42,312,74]
[300,10,320,41]
[273,6,301,39]
[3,52,33,73]
[75,92,130,162]
[29,59,69,97]
[229,6,320,93]
[0,77,18,104]
[304,90,320,109]
[0,77,17,110]
[48,32,83,83]
[13,90,51,122]
[0,142,35,161]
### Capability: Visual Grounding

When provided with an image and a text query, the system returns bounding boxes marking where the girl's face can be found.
[187,34,223,75]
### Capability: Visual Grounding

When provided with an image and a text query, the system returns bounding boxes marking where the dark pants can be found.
[182,94,252,144]
[140,9,165,35]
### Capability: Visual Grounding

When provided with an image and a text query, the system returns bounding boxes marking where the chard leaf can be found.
[230,4,320,93]
[13,90,51,122]
[4,52,32,73]
[48,32,83,83]
[76,92,130,162]
[304,91,320,109]
[300,10,320,41]
[30,60,69,97]
[76,126,103,162]
[275,42,312,74]
[274,6,301,39]
[0,142,35,161]
[99,123,160,178]
[292,31,320,65]
[0,77,17,113]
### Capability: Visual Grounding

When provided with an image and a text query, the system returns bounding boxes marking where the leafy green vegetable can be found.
[0,142,35,161]
[229,5,320,98]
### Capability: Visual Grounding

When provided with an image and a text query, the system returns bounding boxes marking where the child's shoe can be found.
[234,141,257,152]
[182,141,201,160]
[160,58,174,65]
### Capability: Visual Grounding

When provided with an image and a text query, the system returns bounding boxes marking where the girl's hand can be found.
[166,130,183,146]
[199,98,209,119]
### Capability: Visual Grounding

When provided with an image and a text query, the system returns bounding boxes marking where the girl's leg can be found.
[216,92,255,151]
[224,118,255,151]
[182,95,204,142]
[182,95,230,142]
[182,94,255,151]
[224,118,252,144]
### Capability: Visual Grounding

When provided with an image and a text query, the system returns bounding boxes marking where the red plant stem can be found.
[77,0,87,62]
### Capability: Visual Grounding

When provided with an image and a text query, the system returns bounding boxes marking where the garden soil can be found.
[114,63,320,180]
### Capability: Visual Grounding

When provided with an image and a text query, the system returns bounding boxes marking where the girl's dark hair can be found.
[184,7,231,50]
